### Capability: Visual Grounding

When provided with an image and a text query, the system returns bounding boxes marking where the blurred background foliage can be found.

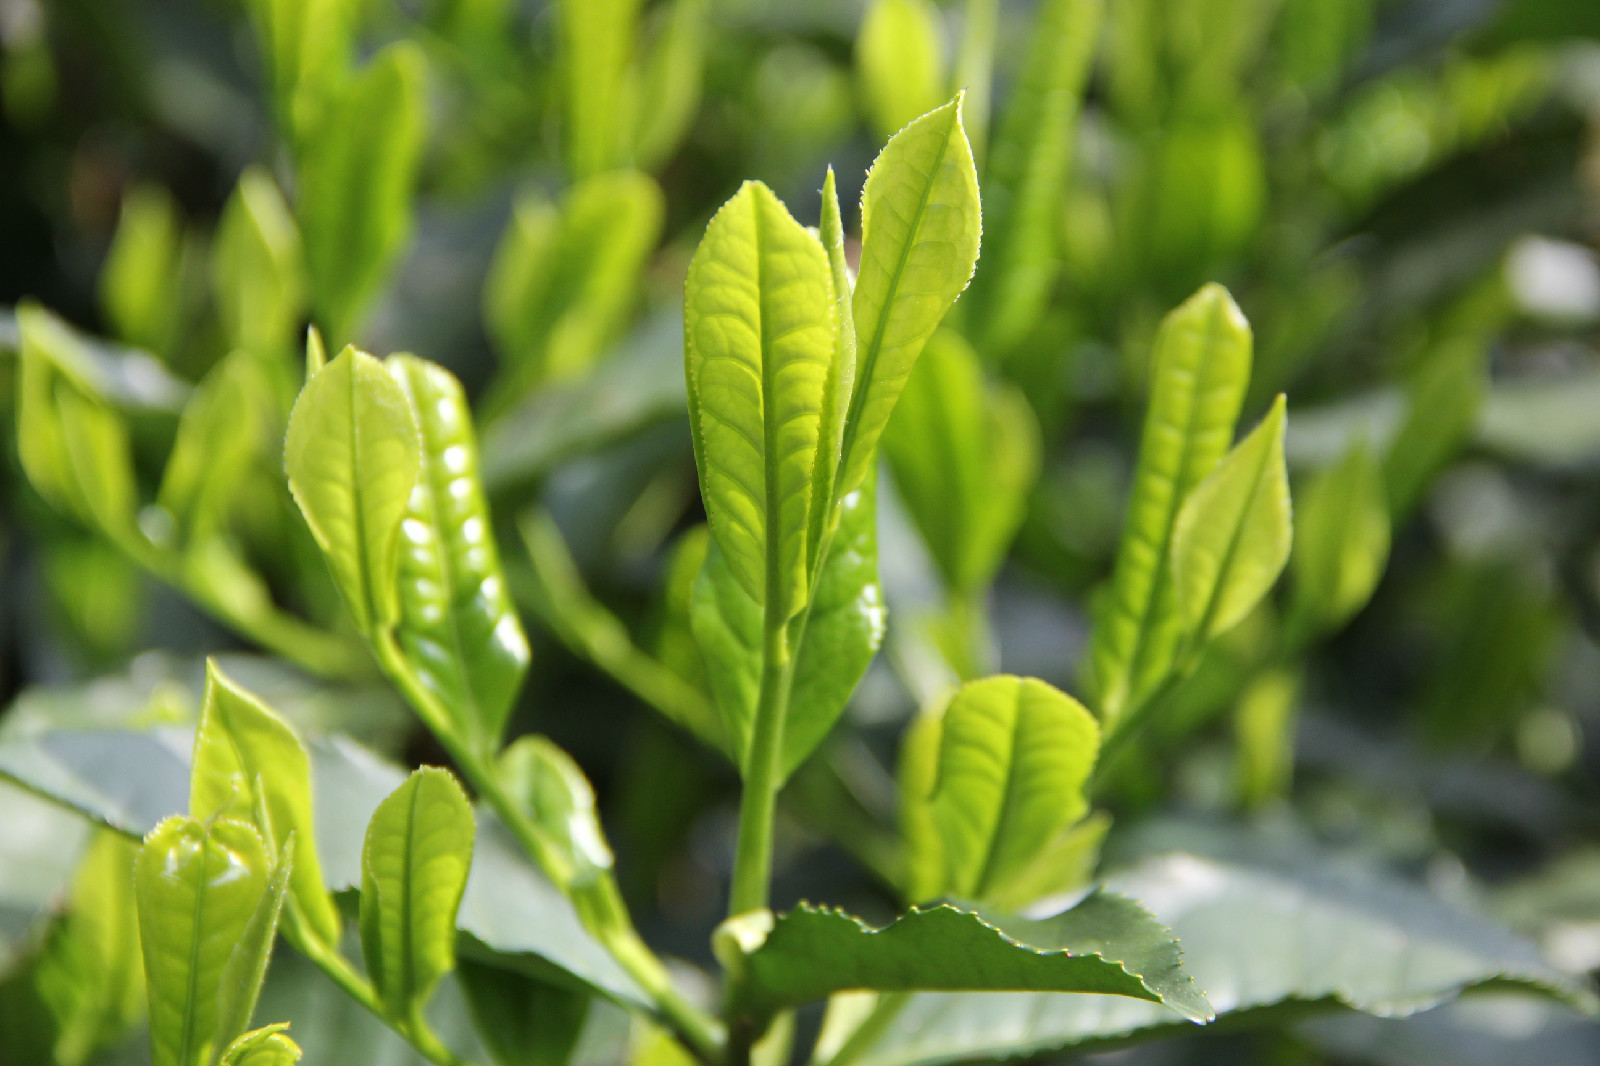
[2,0,1600,1063]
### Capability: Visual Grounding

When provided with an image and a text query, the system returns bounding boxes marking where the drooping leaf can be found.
[189,661,342,948]
[387,356,529,753]
[219,1023,302,1066]
[135,816,288,1066]
[100,184,184,357]
[556,0,640,178]
[457,960,591,1066]
[1290,442,1390,635]
[882,330,1040,594]
[157,353,272,547]
[483,171,664,409]
[683,180,837,625]
[245,0,356,140]
[1170,395,1292,643]
[841,847,1599,1066]
[212,167,306,363]
[838,95,982,499]
[360,767,475,1019]
[284,346,421,635]
[855,0,945,141]
[901,675,1099,903]
[691,474,885,780]
[297,42,426,345]
[721,892,1209,1023]
[1086,283,1252,728]
[497,736,613,893]
[631,0,708,170]
[967,0,1103,355]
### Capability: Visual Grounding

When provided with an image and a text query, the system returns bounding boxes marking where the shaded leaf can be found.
[1086,283,1252,728]
[1383,337,1486,519]
[458,959,590,1066]
[838,96,982,499]
[388,355,529,753]
[1170,395,1292,643]
[360,767,475,1018]
[285,346,421,634]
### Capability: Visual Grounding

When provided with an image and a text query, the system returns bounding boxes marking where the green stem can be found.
[728,621,794,916]
[371,636,726,1066]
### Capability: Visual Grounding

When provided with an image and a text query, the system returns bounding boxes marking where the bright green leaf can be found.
[883,330,1039,593]
[359,767,475,1018]
[1170,395,1291,643]
[556,0,640,178]
[691,474,885,780]
[219,1023,301,1066]
[856,0,945,141]
[297,42,426,345]
[158,353,271,548]
[1232,668,1299,808]
[284,346,421,635]
[1291,442,1390,635]
[1087,283,1252,728]
[809,167,858,570]
[212,167,305,362]
[967,0,1103,354]
[100,184,184,357]
[245,0,356,140]
[135,816,288,1066]
[902,676,1099,903]
[483,171,664,409]
[722,892,1209,1023]
[497,736,613,893]
[631,0,708,169]
[388,355,529,753]
[684,180,836,625]
[838,95,982,499]
[189,661,341,948]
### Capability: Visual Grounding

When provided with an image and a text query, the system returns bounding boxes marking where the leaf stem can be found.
[728,621,795,916]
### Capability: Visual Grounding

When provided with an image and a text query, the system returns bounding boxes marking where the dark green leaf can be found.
[458,957,590,1066]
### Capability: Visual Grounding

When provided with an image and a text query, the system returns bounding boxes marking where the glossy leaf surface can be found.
[388,355,529,752]
[498,736,613,892]
[1087,284,1252,727]
[838,96,982,499]
[1171,395,1292,642]
[189,661,341,947]
[724,892,1208,1022]
[360,767,475,1018]
[809,167,857,568]
[285,347,421,634]
[684,180,836,624]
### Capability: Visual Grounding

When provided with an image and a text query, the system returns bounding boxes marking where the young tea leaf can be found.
[631,0,708,170]
[135,816,288,1066]
[100,184,184,358]
[855,0,945,141]
[212,168,305,362]
[359,767,475,1019]
[189,661,342,948]
[808,166,857,571]
[219,1024,301,1066]
[157,353,271,548]
[497,736,614,892]
[556,0,640,178]
[684,180,836,627]
[388,355,529,754]
[1087,283,1252,728]
[1170,395,1291,643]
[284,346,421,635]
[838,95,982,499]
[1290,441,1390,635]
[902,675,1099,903]
[297,42,426,345]
[246,0,356,140]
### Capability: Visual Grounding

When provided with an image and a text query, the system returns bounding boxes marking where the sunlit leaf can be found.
[212,167,305,364]
[1290,442,1390,635]
[100,184,184,358]
[631,0,708,169]
[855,0,944,141]
[497,737,612,893]
[246,0,357,139]
[556,0,640,178]
[219,1023,302,1066]
[158,353,272,547]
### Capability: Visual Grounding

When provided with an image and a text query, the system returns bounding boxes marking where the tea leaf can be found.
[882,330,1039,593]
[285,346,421,635]
[838,96,982,499]
[359,767,474,1018]
[245,0,356,139]
[457,960,590,1066]
[968,0,1103,354]
[691,474,885,779]
[1171,395,1291,643]
[219,1024,301,1066]
[684,180,836,626]
[497,736,613,892]
[388,355,529,753]
[557,0,640,178]
[212,168,305,361]
[1290,442,1389,634]
[1087,283,1252,728]
[1383,337,1486,519]
[158,354,271,547]
[135,816,289,1066]
[722,892,1208,1022]
[297,42,426,345]
[631,0,708,169]
[902,676,1099,903]
[856,0,944,141]
[100,184,183,357]
[189,661,341,948]
[808,166,857,570]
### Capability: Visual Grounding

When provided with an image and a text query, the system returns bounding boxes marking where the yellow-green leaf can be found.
[498,736,613,892]
[219,1024,301,1066]
[855,0,945,141]
[556,0,640,178]
[631,0,708,169]
[838,96,982,499]
[157,353,272,548]
[1171,395,1291,642]
[245,0,356,139]
[359,767,474,1018]
[100,184,184,357]
[211,168,305,362]
[1290,442,1390,635]
[284,346,421,635]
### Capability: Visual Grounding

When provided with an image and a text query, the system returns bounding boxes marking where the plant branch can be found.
[728,620,794,916]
